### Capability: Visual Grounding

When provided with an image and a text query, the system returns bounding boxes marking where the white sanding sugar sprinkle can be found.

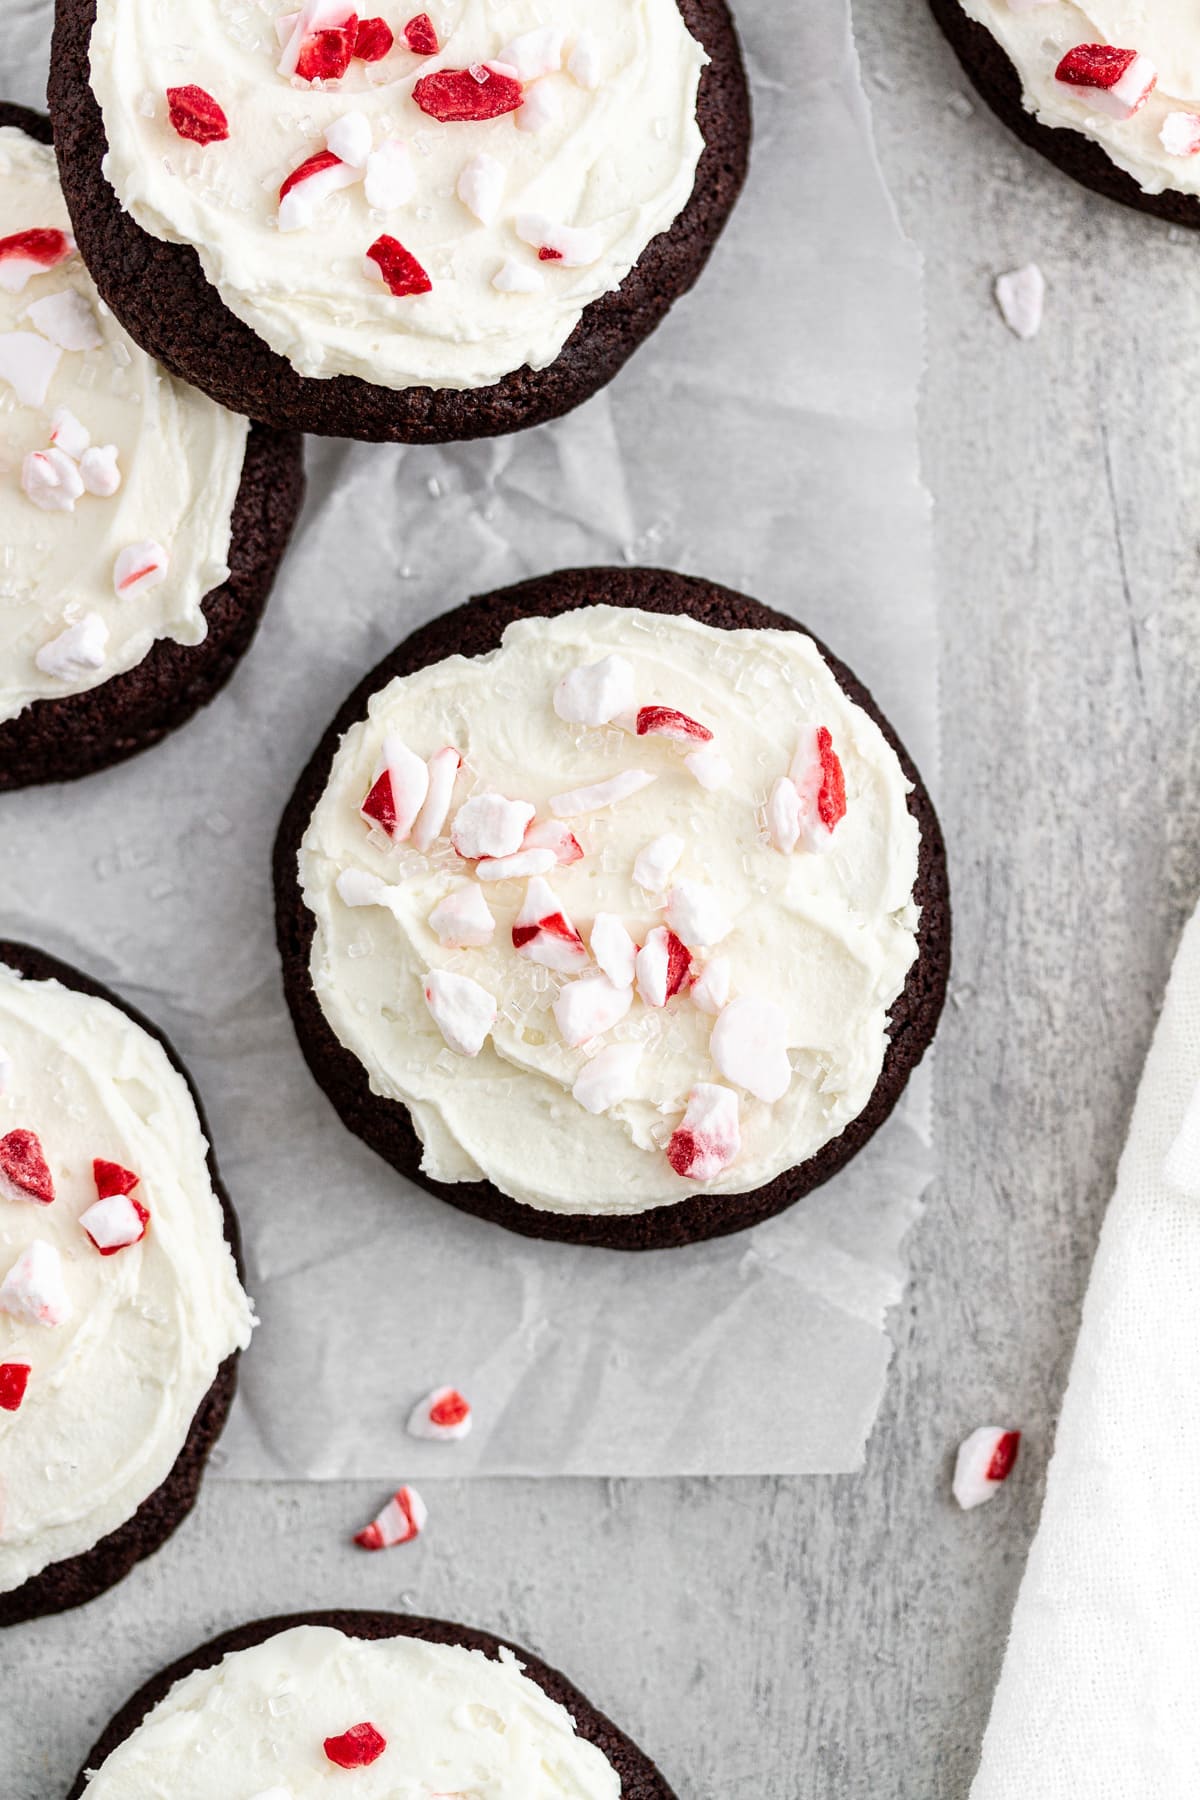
[994,263,1045,341]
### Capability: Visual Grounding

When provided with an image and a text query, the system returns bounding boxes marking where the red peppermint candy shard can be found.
[324,1722,387,1768]
[0,227,74,294]
[512,876,589,973]
[366,234,432,297]
[166,85,230,145]
[354,16,395,59]
[361,769,398,833]
[430,1389,469,1428]
[667,1084,741,1183]
[815,726,846,829]
[413,67,524,122]
[1054,43,1156,118]
[0,1130,54,1206]
[636,705,713,746]
[538,246,563,261]
[952,1426,1022,1509]
[93,1158,139,1199]
[354,1483,427,1549]
[280,148,343,202]
[81,1194,150,1256]
[296,18,358,82]
[986,1429,1022,1483]
[403,12,439,53]
[0,1362,31,1412]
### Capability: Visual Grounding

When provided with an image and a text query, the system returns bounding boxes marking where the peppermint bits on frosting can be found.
[81,1159,149,1256]
[166,85,230,145]
[402,13,439,55]
[0,1362,31,1412]
[366,235,432,298]
[512,876,589,972]
[113,540,170,600]
[667,1085,741,1182]
[413,67,525,123]
[554,653,636,727]
[0,1240,71,1327]
[0,226,74,294]
[323,1722,389,1767]
[0,1129,55,1205]
[361,736,430,841]
[1054,44,1157,121]
[424,969,496,1056]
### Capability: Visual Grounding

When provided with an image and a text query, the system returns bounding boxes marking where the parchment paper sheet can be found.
[2,0,935,1475]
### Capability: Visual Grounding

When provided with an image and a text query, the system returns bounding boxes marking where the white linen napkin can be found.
[971,902,1200,1798]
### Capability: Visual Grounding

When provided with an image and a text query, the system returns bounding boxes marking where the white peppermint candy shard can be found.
[21,448,85,514]
[49,406,90,460]
[517,82,561,133]
[691,955,731,1016]
[80,1194,147,1253]
[524,819,584,864]
[685,744,732,791]
[590,912,637,988]
[497,26,564,78]
[634,833,684,894]
[516,212,605,267]
[0,331,61,405]
[492,258,544,294]
[553,974,632,1048]
[710,995,791,1103]
[550,769,655,818]
[364,735,430,841]
[0,1240,71,1327]
[26,288,102,351]
[952,1427,1021,1510]
[994,263,1044,341]
[767,775,802,854]
[424,968,496,1056]
[325,108,373,166]
[113,540,169,599]
[553,653,636,726]
[411,746,461,851]
[428,882,496,948]
[364,138,416,210]
[457,152,505,223]
[451,793,536,860]
[79,445,122,497]
[0,233,75,294]
[35,613,109,681]
[279,154,360,232]
[355,1484,427,1549]
[634,925,690,1009]
[789,726,842,851]
[336,867,389,908]
[572,1042,642,1115]
[665,879,733,948]
[1055,46,1156,120]
[407,1385,472,1442]
[667,1083,741,1182]
[568,31,602,88]
[1161,110,1200,156]
[512,875,589,972]
[476,847,557,882]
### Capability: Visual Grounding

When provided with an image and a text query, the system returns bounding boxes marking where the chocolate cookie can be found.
[0,103,305,792]
[67,1609,677,1799]
[273,566,951,1251]
[46,0,750,442]
[0,939,245,1628]
[928,0,1200,227]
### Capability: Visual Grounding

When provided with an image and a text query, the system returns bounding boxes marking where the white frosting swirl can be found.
[298,605,922,1217]
[0,963,255,1595]
[81,1624,621,1798]
[0,128,248,725]
[88,0,708,390]
[959,0,1200,195]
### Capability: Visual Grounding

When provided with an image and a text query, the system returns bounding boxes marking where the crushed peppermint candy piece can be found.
[279,150,360,232]
[363,139,416,210]
[0,1241,70,1327]
[26,288,102,352]
[568,31,602,89]
[767,775,802,854]
[0,227,74,294]
[362,736,429,841]
[710,995,792,1103]
[354,1487,426,1549]
[498,26,564,78]
[635,926,691,1008]
[634,833,684,893]
[790,725,846,847]
[413,67,524,122]
[553,653,636,726]
[457,151,506,224]
[0,1362,31,1412]
[667,1084,740,1182]
[80,445,122,497]
[166,84,229,145]
[408,1385,472,1440]
[512,875,589,972]
[35,613,108,681]
[324,1722,389,1767]
[336,868,389,908]
[325,109,373,167]
[452,793,535,860]
[550,769,655,818]
[690,955,731,1016]
[524,819,583,864]
[93,1158,139,1198]
[953,1427,1021,1509]
[403,12,439,53]
[590,913,637,988]
[424,969,496,1056]
[515,213,604,267]
[516,82,561,134]
[572,1042,642,1114]
[492,258,543,293]
[113,541,169,599]
[636,705,713,746]
[0,331,61,406]
[354,16,395,59]
[1054,43,1156,120]
[1161,110,1200,156]
[49,406,89,459]
[81,1192,150,1255]
[428,882,496,948]
[685,745,732,790]
[476,847,556,881]
[279,2,359,83]
[411,746,461,851]
[366,234,432,297]
[664,879,732,948]
[21,448,85,515]
[553,973,632,1047]
[0,1130,54,1205]
[994,263,1044,341]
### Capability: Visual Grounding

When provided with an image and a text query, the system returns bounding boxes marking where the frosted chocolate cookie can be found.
[275,568,950,1250]
[69,1611,675,1798]
[47,0,750,441]
[0,941,254,1626]
[0,104,303,791]
[931,0,1200,224]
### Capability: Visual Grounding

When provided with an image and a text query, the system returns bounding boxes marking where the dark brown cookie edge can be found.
[0,938,247,1627]
[47,0,751,441]
[273,566,952,1252]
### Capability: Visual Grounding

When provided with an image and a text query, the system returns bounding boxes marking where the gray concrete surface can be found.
[5,3,1200,1795]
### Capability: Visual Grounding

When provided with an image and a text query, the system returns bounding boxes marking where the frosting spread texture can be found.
[0,964,254,1594]
[0,128,248,724]
[88,0,708,390]
[299,605,922,1217]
